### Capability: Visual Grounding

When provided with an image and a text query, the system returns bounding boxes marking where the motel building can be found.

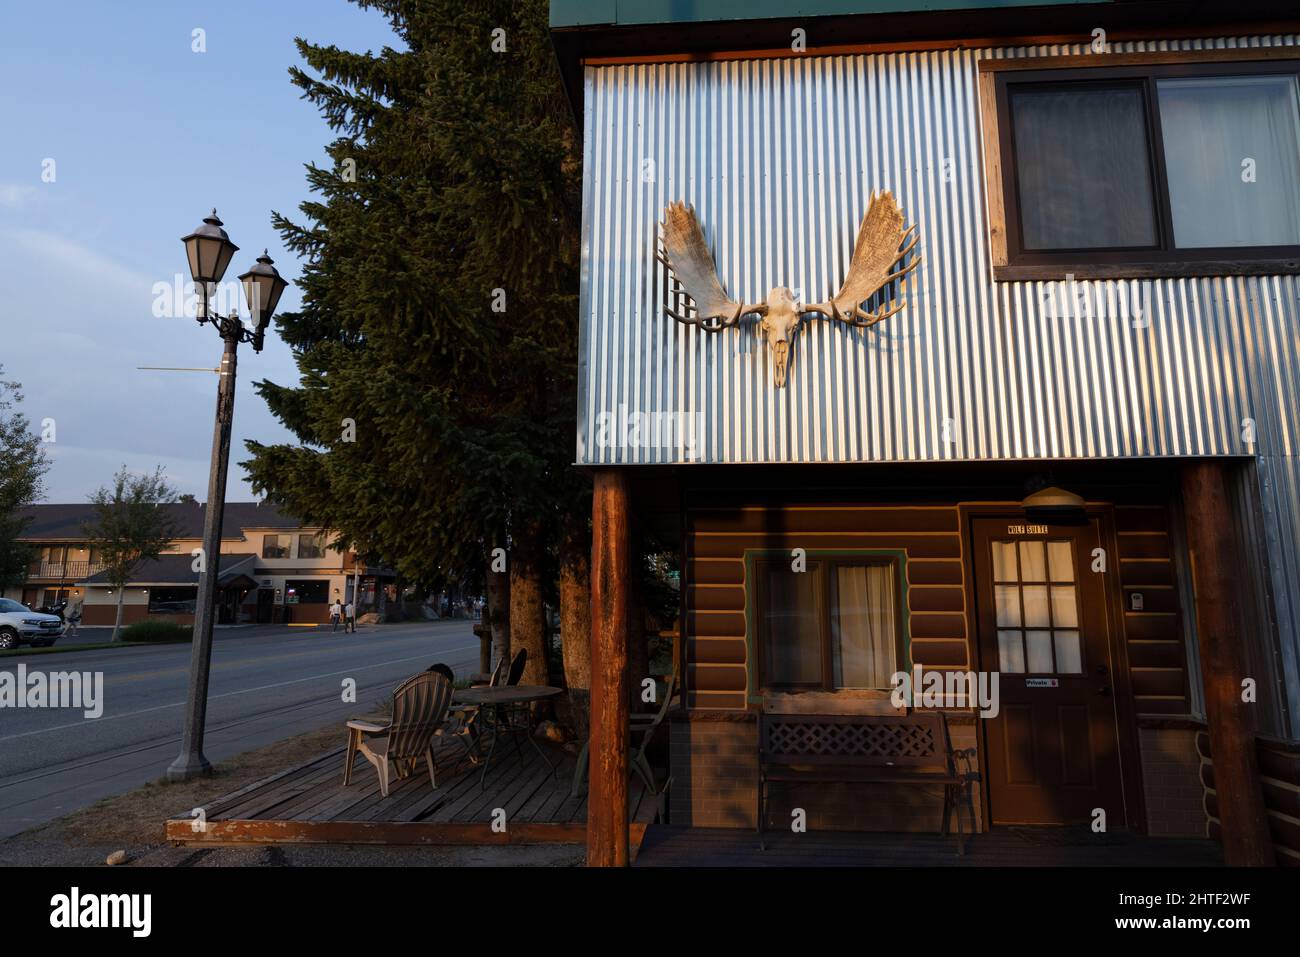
[3,502,389,627]
[552,0,1300,865]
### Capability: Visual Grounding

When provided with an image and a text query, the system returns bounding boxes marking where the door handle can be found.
[1097,684,1111,697]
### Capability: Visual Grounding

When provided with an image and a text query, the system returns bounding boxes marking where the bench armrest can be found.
[950,746,980,781]
[347,719,389,733]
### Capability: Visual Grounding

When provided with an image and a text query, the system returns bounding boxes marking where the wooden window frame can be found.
[752,552,905,694]
[261,534,290,559]
[978,49,1300,281]
[296,531,326,559]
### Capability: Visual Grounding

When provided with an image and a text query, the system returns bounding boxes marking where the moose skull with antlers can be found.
[657,191,921,387]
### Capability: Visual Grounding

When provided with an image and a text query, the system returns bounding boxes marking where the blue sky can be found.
[0,0,402,501]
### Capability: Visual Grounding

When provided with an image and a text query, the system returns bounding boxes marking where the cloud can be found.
[0,225,154,295]
[0,183,39,208]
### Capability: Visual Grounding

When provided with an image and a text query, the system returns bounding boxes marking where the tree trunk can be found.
[509,518,550,686]
[112,586,126,642]
[560,517,592,738]
[486,558,511,669]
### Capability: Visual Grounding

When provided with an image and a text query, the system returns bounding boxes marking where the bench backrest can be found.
[760,711,953,772]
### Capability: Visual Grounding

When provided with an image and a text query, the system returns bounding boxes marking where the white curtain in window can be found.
[832,564,897,689]
[1158,75,1300,248]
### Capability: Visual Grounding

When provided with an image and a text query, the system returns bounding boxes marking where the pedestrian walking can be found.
[64,592,83,638]
[345,599,356,633]
[329,595,342,632]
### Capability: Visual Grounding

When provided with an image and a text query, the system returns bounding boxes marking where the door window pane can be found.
[1054,631,1083,673]
[1047,541,1074,581]
[995,584,1021,626]
[998,630,1026,673]
[1022,585,1051,627]
[831,564,897,689]
[1051,586,1079,628]
[1011,85,1158,250]
[992,541,1017,580]
[1026,630,1054,673]
[760,563,822,687]
[1158,75,1300,248]
[1018,541,1047,581]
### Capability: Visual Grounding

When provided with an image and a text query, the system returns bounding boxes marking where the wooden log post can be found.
[1181,460,1275,866]
[588,469,631,866]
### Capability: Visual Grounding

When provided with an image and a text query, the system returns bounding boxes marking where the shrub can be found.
[122,620,192,643]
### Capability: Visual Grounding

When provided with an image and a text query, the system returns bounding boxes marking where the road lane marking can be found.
[0,644,480,742]
[7,632,480,686]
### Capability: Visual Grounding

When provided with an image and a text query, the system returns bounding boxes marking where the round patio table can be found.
[452,685,562,787]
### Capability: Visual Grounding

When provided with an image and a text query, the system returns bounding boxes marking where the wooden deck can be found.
[166,739,658,849]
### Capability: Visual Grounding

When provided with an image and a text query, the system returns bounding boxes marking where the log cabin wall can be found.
[669,485,1202,834]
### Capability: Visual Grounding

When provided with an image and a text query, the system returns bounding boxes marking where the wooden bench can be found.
[758,711,979,854]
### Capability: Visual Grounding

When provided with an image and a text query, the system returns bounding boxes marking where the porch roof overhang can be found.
[76,553,260,588]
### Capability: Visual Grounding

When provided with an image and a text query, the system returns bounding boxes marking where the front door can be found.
[971,517,1126,826]
[256,588,274,624]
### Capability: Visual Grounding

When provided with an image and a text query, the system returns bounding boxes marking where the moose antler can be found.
[658,201,764,332]
[804,190,921,327]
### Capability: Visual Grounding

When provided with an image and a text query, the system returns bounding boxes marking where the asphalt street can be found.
[0,620,483,839]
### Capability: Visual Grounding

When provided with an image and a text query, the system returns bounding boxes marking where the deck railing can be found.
[25,561,106,580]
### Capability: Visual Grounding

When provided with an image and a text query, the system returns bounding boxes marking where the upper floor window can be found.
[261,534,290,559]
[981,53,1300,279]
[754,556,903,692]
[297,532,326,559]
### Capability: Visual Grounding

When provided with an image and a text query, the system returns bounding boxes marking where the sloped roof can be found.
[16,501,306,542]
[79,553,260,586]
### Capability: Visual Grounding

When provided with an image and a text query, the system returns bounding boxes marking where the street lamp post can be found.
[167,210,287,782]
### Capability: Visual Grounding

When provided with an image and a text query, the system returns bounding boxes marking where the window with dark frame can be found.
[987,57,1300,278]
[754,556,903,692]
[284,579,330,604]
[261,534,290,559]
[296,532,326,559]
[148,586,198,615]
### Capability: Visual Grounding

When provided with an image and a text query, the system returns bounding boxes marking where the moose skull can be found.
[658,192,921,389]
[759,288,801,388]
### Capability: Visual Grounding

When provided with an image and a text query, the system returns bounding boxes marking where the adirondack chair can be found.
[344,671,454,797]
[471,654,509,688]
[571,673,677,812]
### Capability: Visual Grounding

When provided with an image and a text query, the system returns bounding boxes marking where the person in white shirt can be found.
[329,597,342,632]
[344,600,356,633]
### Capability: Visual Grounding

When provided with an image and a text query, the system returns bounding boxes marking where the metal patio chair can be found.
[571,673,677,821]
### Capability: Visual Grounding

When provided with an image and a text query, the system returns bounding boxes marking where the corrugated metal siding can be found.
[577,35,1299,467]
[575,34,1300,733]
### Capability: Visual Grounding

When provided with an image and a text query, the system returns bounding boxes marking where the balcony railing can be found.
[25,561,106,580]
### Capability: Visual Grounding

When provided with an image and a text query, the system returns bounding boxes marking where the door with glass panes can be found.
[972,518,1125,825]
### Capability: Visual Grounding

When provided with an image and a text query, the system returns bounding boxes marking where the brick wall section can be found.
[1139,726,1207,837]
[669,717,759,828]
[670,714,984,833]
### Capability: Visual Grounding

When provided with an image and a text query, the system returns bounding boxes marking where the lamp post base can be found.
[166,752,213,782]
